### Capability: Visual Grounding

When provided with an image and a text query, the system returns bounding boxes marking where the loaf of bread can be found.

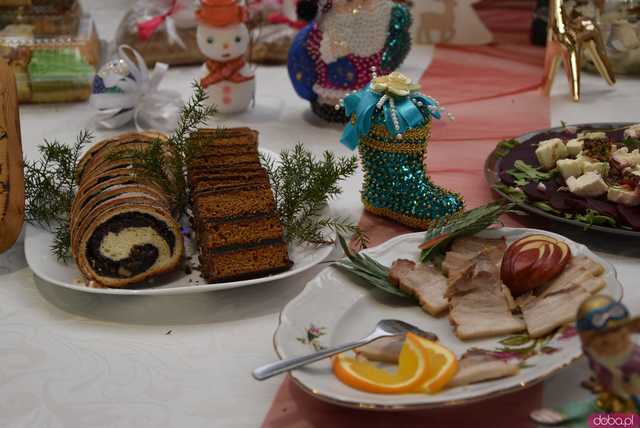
[0,62,25,253]
[70,132,184,288]
[188,128,291,283]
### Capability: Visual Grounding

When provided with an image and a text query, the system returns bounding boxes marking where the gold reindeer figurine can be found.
[542,0,616,102]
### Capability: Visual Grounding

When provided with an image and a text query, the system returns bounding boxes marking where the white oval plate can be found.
[25,224,334,295]
[274,227,623,410]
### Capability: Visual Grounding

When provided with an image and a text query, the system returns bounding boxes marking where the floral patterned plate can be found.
[273,228,623,410]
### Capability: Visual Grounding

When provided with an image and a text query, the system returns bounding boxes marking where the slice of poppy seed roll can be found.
[69,132,183,288]
[74,204,184,288]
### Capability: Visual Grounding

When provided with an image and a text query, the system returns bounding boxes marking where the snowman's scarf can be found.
[201,57,254,88]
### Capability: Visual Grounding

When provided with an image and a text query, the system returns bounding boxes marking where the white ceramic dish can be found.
[25,224,334,296]
[274,227,623,410]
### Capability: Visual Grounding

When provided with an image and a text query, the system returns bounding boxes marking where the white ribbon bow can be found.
[164,16,186,49]
[90,45,183,132]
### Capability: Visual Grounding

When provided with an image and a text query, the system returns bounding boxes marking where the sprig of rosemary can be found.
[113,82,216,215]
[334,235,410,298]
[333,202,517,299]
[419,201,517,263]
[260,144,367,247]
[24,130,93,261]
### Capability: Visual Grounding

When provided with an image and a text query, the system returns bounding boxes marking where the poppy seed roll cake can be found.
[70,133,183,288]
[188,128,291,283]
[76,132,167,181]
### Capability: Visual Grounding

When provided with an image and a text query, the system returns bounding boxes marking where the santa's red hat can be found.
[196,0,248,27]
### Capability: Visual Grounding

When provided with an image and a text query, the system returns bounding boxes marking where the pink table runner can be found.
[262,4,551,427]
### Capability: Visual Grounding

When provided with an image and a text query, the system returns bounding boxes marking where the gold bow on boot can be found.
[542,0,616,102]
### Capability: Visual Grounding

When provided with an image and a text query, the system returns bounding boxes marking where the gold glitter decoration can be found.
[362,202,444,229]
[543,0,616,102]
[369,123,431,143]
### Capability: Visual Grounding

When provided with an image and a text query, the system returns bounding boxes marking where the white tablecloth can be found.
[3,2,640,427]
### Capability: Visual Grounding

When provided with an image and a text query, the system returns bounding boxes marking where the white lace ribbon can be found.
[90,45,183,132]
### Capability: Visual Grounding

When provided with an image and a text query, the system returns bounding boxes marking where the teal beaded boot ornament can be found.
[339,71,464,229]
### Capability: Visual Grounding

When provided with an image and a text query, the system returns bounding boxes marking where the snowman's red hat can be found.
[196,0,247,27]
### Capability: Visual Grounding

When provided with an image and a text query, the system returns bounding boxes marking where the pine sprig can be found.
[112,82,216,215]
[419,201,517,262]
[24,130,93,262]
[260,144,366,246]
[334,235,410,298]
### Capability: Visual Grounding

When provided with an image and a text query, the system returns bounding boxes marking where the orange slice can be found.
[414,337,458,394]
[333,333,430,394]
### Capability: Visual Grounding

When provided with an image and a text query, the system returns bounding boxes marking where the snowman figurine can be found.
[196,0,255,114]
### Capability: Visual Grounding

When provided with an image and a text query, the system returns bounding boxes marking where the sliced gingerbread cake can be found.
[69,133,184,288]
[188,127,291,283]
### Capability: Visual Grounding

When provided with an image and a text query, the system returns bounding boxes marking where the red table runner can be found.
[262,4,550,427]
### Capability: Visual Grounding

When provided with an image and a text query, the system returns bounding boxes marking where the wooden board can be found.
[0,61,25,253]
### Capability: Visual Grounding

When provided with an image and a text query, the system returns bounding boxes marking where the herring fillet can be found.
[447,255,525,340]
[389,259,449,316]
[356,339,520,388]
[448,351,520,387]
[355,330,439,363]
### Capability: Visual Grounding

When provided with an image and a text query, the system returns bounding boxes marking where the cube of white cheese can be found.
[612,147,640,167]
[566,138,584,156]
[582,161,610,177]
[577,131,607,140]
[608,186,640,206]
[535,138,567,170]
[566,172,609,197]
[577,154,610,177]
[624,124,640,139]
[557,158,583,179]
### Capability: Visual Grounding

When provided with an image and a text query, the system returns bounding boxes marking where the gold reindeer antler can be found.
[542,0,616,102]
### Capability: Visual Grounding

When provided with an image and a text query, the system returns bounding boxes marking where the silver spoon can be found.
[252,319,436,381]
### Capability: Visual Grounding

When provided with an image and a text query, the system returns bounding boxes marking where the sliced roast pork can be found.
[447,255,525,340]
[442,237,506,278]
[518,286,591,338]
[518,256,606,338]
[389,259,449,316]
[537,256,605,297]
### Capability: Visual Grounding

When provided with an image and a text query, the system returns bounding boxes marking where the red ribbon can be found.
[200,57,254,88]
[267,12,307,30]
[137,0,181,42]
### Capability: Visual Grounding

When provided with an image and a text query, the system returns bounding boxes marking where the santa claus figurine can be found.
[196,0,255,114]
[288,0,411,122]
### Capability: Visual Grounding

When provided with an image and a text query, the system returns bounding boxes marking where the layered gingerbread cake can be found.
[188,127,291,283]
[70,132,184,288]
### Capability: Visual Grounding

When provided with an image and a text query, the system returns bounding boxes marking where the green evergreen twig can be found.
[24,130,93,262]
[260,144,367,247]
